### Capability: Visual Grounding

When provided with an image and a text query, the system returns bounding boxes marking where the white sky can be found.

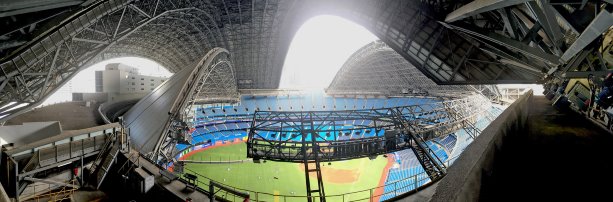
[497,84,545,95]
[42,57,171,105]
[279,15,378,89]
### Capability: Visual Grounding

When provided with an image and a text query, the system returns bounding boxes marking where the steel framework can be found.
[247,94,491,200]
[2,0,607,122]
[122,47,238,165]
[157,48,238,164]
[441,0,613,77]
[327,40,501,99]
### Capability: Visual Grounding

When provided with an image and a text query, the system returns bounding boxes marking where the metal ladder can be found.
[303,159,325,202]
[93,141,120,189]
[302,117,326,202]
[88,132,119,189]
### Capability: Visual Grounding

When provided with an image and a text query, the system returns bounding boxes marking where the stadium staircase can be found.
[88,133,120,189]
[410,137,446,180]
[21,152,39,174]
[391,108,447,181]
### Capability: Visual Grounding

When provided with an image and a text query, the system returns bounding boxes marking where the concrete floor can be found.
[480,96,613,201]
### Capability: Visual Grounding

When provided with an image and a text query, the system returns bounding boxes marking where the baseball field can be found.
[181,141,392,202]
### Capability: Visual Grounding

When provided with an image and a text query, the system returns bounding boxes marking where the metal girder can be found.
[443,0,613,86]
[0,1,237,122]
[246,94,491,186]
[122,47,238,164]
[527,1,564,54]
[445,0,531,22]
[247,94,491,161]
[498,8,518,39]
[561,9,613,62]
[562,70,611,78]
[327,41,485,96]
[445,22,561,65]
[0,0,83,17]
[1,0,610,123]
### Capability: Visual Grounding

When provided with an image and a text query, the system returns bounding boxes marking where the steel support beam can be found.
[561,10,613,62]
[498,9,517,39]
[0,0,83,17]
[445,0,531,22]
[445,23,561,65]
[527,1,564,54]
[562,71,611,78]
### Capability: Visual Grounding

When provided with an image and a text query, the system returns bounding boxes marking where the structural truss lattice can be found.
[2,0,609,122]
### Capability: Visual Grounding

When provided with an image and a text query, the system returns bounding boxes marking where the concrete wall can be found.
[107,92,148,103]
[72,92,108,103]
[5,102,103,130]
[429,91,533,202]
[103,68,121,94]
[0,122,62,147]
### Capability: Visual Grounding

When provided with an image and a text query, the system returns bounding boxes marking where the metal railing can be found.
[179,153,458,202]
[17,135,107,176]
[20,179,78,202]
[170,112,500,201]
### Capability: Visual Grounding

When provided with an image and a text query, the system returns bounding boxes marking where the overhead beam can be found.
[498,9,517,39]
[561,9,613,62]
[579,0,588,10]
[72,37,109,45]
[550,6,579,35]
[445,0,531,22]
[562,71,611,78]
[0,1,83,17]
[527,1,564,54]
[444,22,561,65]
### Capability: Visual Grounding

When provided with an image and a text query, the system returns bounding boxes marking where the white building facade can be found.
[91,63,168,102]
[96,63,168,94]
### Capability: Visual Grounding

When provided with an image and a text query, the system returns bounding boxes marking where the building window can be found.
[141,88,144,90]
[95,71,103,92]
[141,78,144,80]
[132,77,135,79]
[132,82,135,85]
[161,80,165,82]
[150,79,154,81]
[150,88,154,90]
[140,83,144,85]
[150,83,154,86]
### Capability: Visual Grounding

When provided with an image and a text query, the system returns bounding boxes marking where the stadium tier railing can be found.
[178,152,465,202]
[174,104,501,200]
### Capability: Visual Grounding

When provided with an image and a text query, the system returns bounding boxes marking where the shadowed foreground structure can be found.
[480,96,613,201]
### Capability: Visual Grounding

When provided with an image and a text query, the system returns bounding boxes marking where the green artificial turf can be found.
[182,142,388,202]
